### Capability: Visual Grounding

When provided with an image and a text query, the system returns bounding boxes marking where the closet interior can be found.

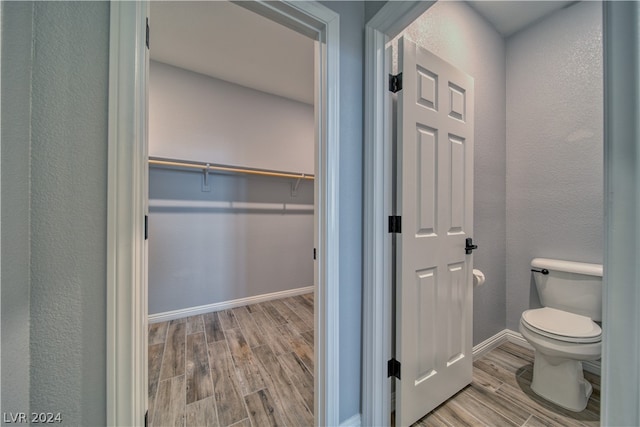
[146,2,316,425]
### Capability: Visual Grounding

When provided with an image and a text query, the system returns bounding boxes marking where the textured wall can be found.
[148,61,314,315]
[1,1,33,416]
[396,1,507,345]
[28,2,109,423]
[150,61,315,174]
[505,1,603,330]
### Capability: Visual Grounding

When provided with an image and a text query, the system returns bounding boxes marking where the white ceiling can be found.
[150,1,576,105]
[466,1,576,37]
[150,1,315,105]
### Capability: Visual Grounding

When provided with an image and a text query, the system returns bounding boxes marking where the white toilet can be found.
[519,258,602,412]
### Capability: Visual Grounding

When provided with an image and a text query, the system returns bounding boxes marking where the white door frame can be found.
[601,2,640,426]
[107,4,149,425]
[363,2,640,427]
[362,3,435,426]
[107,2,341,426]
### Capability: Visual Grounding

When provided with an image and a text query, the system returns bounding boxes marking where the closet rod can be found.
[148,157,315,180]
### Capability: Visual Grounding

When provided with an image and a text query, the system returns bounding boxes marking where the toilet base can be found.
[530,351,592,412]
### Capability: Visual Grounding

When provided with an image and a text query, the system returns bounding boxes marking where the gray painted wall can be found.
[1,1,33,416]
[1,1,109,424]
[148,61,314,315]
[505,1,603,330]
[150,61,315,174]
[397,1,507,345]
[29,2,109,423]
[148,169,314,314]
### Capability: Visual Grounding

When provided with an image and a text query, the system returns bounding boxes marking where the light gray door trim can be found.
[602,2,640,425]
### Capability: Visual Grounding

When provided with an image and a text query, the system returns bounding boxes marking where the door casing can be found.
[107,2,341,426]
[362,4,436,426]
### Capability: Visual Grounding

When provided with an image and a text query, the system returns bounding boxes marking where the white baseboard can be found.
[473,329,513,360]
[473,328,532,360]
[473,329,600,375]
[148,286,314,323]
[583,359,601,375]
[340,413,361,427]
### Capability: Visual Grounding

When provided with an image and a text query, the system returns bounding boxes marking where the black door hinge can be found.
[388,358,401,379]
[146,18,150,49]
[389,216,402,233]
[145,410,148,427]
[144,215,149,240]
[389,73,403,93]
[313,248,317,260]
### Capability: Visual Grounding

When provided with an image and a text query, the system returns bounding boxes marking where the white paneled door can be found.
[395,36,475,427]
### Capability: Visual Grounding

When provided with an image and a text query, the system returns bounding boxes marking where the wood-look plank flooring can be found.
[150,295,601,427]
[148,293,314,427]
[412,341,600,427]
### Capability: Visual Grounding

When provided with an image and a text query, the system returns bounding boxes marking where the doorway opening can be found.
[364,1,609,426]
[107,2,341,425]
[147,2,316,424]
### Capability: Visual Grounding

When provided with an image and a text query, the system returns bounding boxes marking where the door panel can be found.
[395,36,475,427]
[416,126,437,236]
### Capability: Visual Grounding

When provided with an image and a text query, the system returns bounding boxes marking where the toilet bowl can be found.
[520,258,603,412]
[519,308,601,411]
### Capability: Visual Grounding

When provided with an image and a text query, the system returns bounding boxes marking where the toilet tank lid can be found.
[531,258,603,277]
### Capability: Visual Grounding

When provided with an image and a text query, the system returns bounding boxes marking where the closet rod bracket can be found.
[291,175,304,197]
[202,164,211,192]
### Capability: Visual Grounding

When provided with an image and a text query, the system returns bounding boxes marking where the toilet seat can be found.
[521,307,601,344]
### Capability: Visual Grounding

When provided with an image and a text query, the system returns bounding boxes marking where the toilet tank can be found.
[531,258,603,321]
